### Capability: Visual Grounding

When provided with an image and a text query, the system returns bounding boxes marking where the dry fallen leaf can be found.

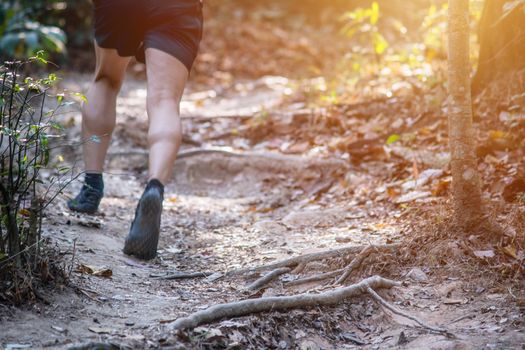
[76,264,113,278]
[501,245,518,259]
[166,196,178,203]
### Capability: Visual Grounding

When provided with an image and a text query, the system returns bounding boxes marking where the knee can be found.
[93,71,124,91]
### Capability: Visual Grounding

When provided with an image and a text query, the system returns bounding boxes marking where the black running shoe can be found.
[67,184,103,214]
[123,180,164,260]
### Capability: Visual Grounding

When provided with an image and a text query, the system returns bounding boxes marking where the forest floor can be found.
[0,71,524,350]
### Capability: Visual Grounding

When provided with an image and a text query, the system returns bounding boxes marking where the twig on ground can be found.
[169,275,399,330]
[286,269,343,287]
[335,246,375,285]
[150,271,213,280]
[449,313,476,324]
[365,285,454,338]
[75,287,103,303]
[66,342,124,350]
[246,267,291,291]
[228,244,399,276]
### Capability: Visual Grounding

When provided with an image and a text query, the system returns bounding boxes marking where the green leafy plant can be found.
[0,1,66,59]
[0,53,76,303]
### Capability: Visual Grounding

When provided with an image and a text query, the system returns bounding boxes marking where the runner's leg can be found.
[83,43,131,173]
[68,43,131,214]
[144,47,188,184]
[122,48,188,259]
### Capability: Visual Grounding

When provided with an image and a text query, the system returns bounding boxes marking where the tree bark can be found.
[448,0,484,228]
[472,0,525,95]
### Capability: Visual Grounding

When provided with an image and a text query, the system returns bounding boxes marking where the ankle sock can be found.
[67,172,104,214]
[85,173,104,192]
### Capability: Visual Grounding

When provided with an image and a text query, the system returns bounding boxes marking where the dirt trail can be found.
[1,75,524,350]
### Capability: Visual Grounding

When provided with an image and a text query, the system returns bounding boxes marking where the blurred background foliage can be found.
[0,0,92,63]
[1,0,456,69]
[0,0,522,102]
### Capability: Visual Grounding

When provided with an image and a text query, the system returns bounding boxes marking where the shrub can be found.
[0,53,76,303]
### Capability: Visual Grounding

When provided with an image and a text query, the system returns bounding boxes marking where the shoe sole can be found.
[123,190,162,260]
[67,200,98,215]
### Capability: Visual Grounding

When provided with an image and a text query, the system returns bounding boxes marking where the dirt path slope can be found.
[1,75,524,350]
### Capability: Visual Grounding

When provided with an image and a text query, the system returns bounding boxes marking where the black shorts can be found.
[93,0,203,71]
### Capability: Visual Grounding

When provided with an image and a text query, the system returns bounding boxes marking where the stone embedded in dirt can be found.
[253,220,288,234]
[438,281,462,297]
[473,250,495,259]
[407,267,428,282]
[401,169,444,191]
[395,191,432,204]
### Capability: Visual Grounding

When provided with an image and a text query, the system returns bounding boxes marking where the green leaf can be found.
[73,92,87,103]
[35,50,48,63]
[50,121,64,131]
[386,134,400,145]
[370,2,380,25]
[373,32,388,55]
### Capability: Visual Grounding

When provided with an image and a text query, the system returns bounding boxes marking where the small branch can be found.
[246,267,291,291]
[365,286,454,338]
[169,275,399,330]
[150,271,213,280]
[335,245,375,285]
[286,269,343,287]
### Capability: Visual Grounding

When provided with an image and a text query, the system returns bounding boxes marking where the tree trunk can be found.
[472,0,525,96]
[448,0,484,228]
[6,206,21,266]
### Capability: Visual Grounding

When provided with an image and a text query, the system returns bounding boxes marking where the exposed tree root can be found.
[246,267,291,291]
[229,244,399,276]
[169,275,399,330]
[336,246,376,285]
[365,286,454,338]
[107,148,349,175]
[286,269,343,287]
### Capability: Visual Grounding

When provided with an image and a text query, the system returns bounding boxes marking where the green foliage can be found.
[0,1,66,59]
[0,54,75,269]
[420,4,448,61]
[341,2,389,57]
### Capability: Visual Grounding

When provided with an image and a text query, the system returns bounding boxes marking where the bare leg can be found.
[69,44,131,214]
[145,48,188,184]
[82,43,131,173]
[123,49,188,260]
